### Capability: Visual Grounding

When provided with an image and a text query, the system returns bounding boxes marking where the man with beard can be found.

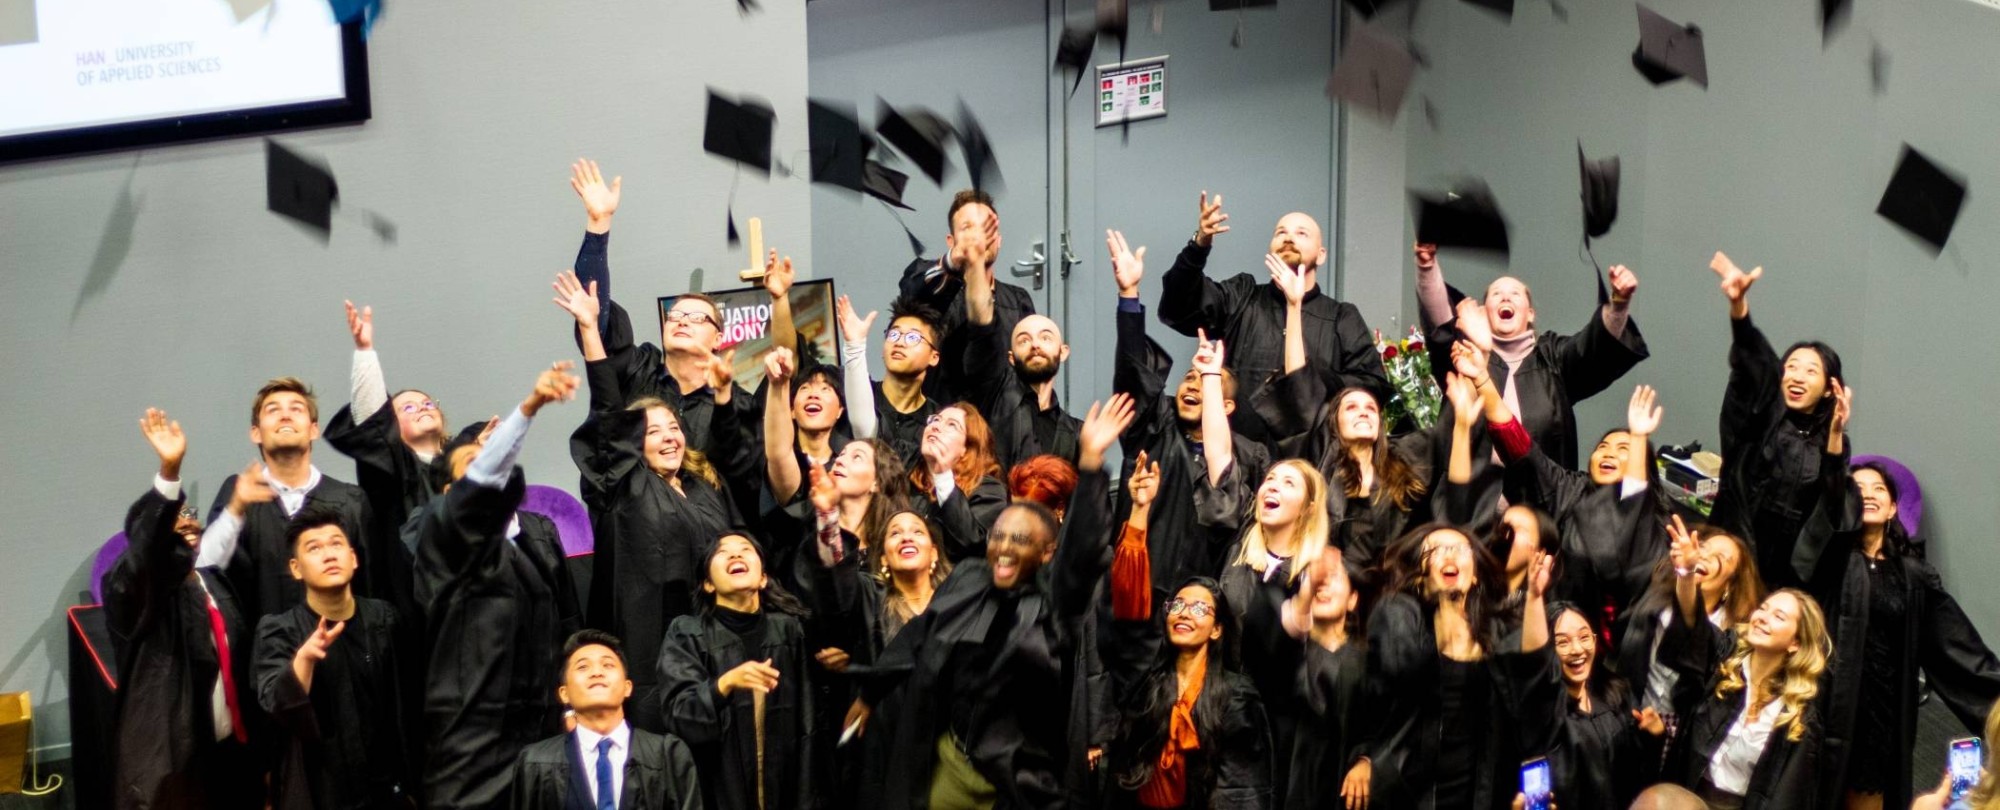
[1104,228,1270,593]
[896,189,1038,403]
[960,236,1081,469]
[836,293,946,469]
[198,377,384,618]
[1156,192,1389,440]
[1414,243,1649,469]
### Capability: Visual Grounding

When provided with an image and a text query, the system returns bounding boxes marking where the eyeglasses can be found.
[925,414,964,433]
[1165,598,1214,620]
[399,399,440,415]
[884,328,932,348]
[666,310,718,327]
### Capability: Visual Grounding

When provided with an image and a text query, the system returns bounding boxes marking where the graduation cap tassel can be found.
[726,168,742,248]
[1582,236,1610,305]
[881,200,927,258]
[1231,10,1245,47]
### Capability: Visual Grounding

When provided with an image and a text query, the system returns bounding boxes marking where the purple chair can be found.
[520,485,595,558]
[87,532,129,604]
[1852,454,1922,538]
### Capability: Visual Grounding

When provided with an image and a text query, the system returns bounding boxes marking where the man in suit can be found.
[509,631,703,810]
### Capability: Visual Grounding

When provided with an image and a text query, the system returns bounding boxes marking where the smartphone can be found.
[1520,756,1553,810]
[1950,737,1983,801]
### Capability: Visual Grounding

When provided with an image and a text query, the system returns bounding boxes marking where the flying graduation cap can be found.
[1327,21,1418,123]
[1876,145,1967,254]
[703,89,776,173]
[956,102,1002,193]
[876,100,955,186]
[807,99,868,194]
[266,139,338,238]
[1821,0,1852,44]
[1412,180,1510,254]
[1632,4,1707,88]
[1578,142,1621,301]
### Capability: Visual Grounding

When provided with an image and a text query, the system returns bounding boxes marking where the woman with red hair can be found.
[1009,454,1079,522]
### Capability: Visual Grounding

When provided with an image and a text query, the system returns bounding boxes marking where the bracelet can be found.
[1200,372,1223,378]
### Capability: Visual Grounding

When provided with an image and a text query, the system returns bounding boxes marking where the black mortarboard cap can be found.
[1460,0,1514,17]
[1821,0,1851,43]
[875,100,954,186]
[1412,181,1510,253]
[860,160,914,211]
[807,99,867,193]
[1632,4,1707,88]
[956,102,1002,193]
[266,139,338,237]
[1578,143,1620,239]
[702,89,776,173]
[1055,24,1096,76]
[1327,22,1417,123]
[1875,145,1967,253]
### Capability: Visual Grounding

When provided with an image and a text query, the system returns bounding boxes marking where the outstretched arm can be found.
[553,271,606,363]
[763,249,800,359]
[1157,191,1236,336]
[1192,332,1232,486]
[344,300,389,422]
[569,159,622,326]
[763,348,803,504]
[835,296,879,439]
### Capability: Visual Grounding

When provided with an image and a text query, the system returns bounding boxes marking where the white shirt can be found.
[576,722,631,807]
[1706,659,1787,795]
[1643,604,1730,713]
[195,465,324,568]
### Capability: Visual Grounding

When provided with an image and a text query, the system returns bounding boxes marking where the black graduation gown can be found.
[1792,458,2000,809]
[1658,599,1820,810]
[1504,446,1665,643]
[1217,556,1307,806]
[1363,592,1561,810]
[101,487,263,810]
[1549,682,1658,810]
[898,255,1039,404]
[253,598,416,810]
[918,473,1012,564]
[871,380,942,471]
[1114,302,1271,591]
[1248,366,1453,569]
[406,467,582,810]
[1100,611,1273,810]
[656,609,815,810]
[852,468,1117,810]
[1424,306,1649,470]
[1287,642,1369,810]
[322,400,448,559]
[1708,315,1853,589]
[204,474,383,619]
[507,727,704,810]
[573,355,748,731]
[960,315,1083,470]
[1157,239,1389,440]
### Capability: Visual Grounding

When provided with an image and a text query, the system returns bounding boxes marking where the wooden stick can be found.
[738,217,766,282]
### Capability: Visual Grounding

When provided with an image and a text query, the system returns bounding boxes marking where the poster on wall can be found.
[1096,55,1167,127]
[658,279,839,392]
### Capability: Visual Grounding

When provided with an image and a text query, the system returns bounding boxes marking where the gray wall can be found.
[0,0,811,751]
[1401,0,2000,630]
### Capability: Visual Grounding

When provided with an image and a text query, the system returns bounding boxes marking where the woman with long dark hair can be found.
[657,532,815,810]
[1657,521,1830,809]
[907,402,1010,562]
[1705,252,1854,589]
[1545,600,1667,809]
[1365,523,1559,810]
[1794,392,2000,810]
[1278,552,1374,810]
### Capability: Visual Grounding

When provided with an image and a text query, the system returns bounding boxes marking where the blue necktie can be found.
[595,737,615,810]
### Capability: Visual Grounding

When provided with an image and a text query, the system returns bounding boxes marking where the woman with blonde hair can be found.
[1658,520,1831,810]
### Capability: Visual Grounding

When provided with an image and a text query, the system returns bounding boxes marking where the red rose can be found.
[1382,344,1400,361]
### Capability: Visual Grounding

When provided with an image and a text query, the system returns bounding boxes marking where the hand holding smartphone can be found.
[1950,737,1983,802]
[1521,757,1553,810]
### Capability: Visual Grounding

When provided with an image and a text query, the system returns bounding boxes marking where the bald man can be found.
[1158,193,1389,440]
[960,242,1083,470]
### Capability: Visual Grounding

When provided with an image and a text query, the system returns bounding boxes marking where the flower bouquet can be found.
[1378,326,1442,435]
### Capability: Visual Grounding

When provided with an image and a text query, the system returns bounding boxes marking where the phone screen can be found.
[1951,737,1983,801]
[1520,757,1553,810]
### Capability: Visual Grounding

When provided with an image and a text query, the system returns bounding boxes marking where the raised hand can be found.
[718,659,781,696]
[1709,251,1762,309]
[762,249,796,298]
[227,462,277,516]
[1191,328,1226,376]
[1194,190,1230,247]
[140,408,188,478]
[1268,253,1309,307]
[1106,229,1147,298]
[835,295,877,348]
[474,416,501,447]
[1667,514,1701,579]
[1077,393,1139,473]
[1608,264,1639,304]
[1414,241,1439,271]
[344,300,373,351]
[807,463,839,513]
[1454,297,1494,353]
[1527,552,1554,599]
[551,271,601,327]
[1450,339,1489,384]
[291,616,346,694]
[1446,373,1480,428]
[522,361,579,417]
[764,347,796,387]
[1626,384,1662,436]
[706,349,739,398]
[1830,379,1853,435]
[1126,451,1161,509]
[570,158,622,232]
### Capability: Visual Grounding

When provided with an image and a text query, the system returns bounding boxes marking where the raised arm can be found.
[1192,332,1232,486]
[1666,515,1703,626]
[763,347,803,504]
[1109,451,1160,622]
[1108,230,1175,453]
[835,296,879,439]
[1270,252,1310,375]
[553,271,607,363]
[1445,372,1481,485]
[1520,552,1553,652]
[762,249,800,360]
[1625,384,1662,489]
[1412,242,1452,331]
[344,300,389,421]
[570,159,622,319]
[1156,191,1237,337]
[106,410,200,640]
[1056,394,1136,618]
[1710,250,1761,322]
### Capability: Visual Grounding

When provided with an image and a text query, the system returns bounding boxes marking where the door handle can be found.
[1013,239,1047,291]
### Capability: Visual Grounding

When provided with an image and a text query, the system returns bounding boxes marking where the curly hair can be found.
[624,396,719,488]
[1714,588,1829,743]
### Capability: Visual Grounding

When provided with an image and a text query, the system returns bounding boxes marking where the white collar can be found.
[576,720,630,755]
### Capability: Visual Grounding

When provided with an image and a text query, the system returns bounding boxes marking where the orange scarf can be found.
[1137,655,1207,808]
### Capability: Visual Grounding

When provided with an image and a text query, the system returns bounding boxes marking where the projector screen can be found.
[0,0,369,163]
